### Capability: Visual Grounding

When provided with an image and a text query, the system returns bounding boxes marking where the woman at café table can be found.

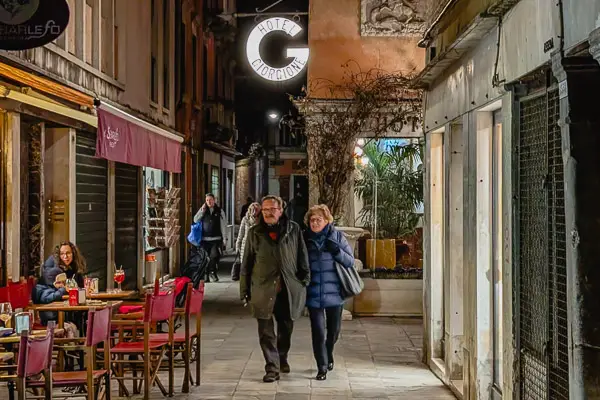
[41,241,86,288]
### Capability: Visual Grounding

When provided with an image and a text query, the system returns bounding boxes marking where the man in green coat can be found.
[240,195,310,383]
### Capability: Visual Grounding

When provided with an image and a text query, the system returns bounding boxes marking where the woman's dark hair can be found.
[53,241,87,274]
[205,193,215,199]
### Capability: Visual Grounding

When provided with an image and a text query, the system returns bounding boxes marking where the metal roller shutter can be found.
[115,162,138,290]
[76,131,108,290]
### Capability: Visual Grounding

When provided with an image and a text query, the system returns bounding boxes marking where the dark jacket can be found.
[193,205,227,242]
[240,215,310,320]
[41,256,84,288]
[305,225,355,309]
[32,284,67,325]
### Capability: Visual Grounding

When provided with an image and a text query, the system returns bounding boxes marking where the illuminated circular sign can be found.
[246,17,309,82]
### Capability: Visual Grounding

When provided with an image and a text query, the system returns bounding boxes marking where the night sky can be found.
[234,0,309,155]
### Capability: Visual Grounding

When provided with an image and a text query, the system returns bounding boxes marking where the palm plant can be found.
[354,141,424,239]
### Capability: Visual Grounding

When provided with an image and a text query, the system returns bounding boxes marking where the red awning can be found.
[95,102,182,173]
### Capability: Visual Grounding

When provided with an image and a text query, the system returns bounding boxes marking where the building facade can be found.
[418,0,600,398]
[176,0,238,261]
[301,0,425,225]
[0,0,238,290]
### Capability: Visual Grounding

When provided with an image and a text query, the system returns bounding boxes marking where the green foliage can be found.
[354,142,424,239]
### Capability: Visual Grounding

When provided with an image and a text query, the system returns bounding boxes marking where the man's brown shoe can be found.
[280,361,291,374]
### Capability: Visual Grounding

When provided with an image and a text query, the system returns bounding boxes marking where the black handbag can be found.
[230,252,241,281]
[335,261,364,299]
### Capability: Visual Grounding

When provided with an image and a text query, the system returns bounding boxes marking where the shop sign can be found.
[246,17,309,82]
[0,0,70,50]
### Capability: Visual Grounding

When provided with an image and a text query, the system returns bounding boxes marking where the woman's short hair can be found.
[304,204,334,226]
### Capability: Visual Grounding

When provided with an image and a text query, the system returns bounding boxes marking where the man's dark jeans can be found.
[308,305,343,371]
[257,288,294,373]
[201,240,221,277]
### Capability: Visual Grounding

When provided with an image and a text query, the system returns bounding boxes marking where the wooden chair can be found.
[110,290,175,400]
[48,306,113,400]
[15,323,55,400]
[150,282,205,392]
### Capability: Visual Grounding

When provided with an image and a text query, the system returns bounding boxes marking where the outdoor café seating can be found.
[0,276,205,400]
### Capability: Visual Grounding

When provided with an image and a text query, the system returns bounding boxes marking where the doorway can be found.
[290,174,308,201]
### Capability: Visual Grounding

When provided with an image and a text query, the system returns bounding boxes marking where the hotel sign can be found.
[246,17,309,82]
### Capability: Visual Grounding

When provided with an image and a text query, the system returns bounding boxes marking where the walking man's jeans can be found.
[201,240,221,277]
[308,305,343,371]
[257,288,294,373]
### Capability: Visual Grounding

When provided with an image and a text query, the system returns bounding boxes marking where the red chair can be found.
[0,286,9,303]
[149,282,205,392]
[9,281,31,310]
[45,307,112,400]
[15,324,55,400]
[111,290,175,400]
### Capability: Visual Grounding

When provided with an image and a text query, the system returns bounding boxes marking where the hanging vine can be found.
[293,61,422,220]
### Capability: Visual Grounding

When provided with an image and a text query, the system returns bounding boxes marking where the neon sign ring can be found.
[246,17,310,82]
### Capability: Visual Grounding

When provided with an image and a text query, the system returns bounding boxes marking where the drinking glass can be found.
[0,303,13,328]
[113,269,125,292]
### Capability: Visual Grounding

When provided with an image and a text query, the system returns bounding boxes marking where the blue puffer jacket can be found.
[305,225,355,309]
[32,284,67,325]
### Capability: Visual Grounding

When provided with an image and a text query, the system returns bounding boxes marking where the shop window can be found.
[143,167,168,252]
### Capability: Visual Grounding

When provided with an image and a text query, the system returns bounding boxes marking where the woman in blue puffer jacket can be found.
[304,204,355,381]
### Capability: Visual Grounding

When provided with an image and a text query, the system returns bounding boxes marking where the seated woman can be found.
[32,268,67,326]
[41,241,86,288]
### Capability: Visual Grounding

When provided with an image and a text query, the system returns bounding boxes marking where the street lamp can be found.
[268,112,279,120]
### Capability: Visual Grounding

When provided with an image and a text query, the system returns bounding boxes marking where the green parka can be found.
[239,216,310,320]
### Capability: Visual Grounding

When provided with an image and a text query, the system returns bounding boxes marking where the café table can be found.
[0,328,66,345]
[30,302,121,371]
[30,300,122,329]
[62,290,139,301]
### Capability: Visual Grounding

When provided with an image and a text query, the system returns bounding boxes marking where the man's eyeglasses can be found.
[262,208,280,213]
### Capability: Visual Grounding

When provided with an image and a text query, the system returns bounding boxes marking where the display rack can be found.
[146,187,181,248]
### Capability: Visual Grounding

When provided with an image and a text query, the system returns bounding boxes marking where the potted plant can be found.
[350,141,424,317]
[354,141,424,268]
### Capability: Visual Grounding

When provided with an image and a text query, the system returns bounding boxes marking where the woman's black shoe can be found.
[327,362,334,371]
[316,371,327,380]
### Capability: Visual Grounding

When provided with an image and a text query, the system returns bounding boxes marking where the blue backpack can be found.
[187,221,203,246]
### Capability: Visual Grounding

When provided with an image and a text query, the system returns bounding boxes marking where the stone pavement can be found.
[0,265,455,400]
[190,266,455,400]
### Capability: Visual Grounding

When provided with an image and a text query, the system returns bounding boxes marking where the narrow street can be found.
[188,258,454,399]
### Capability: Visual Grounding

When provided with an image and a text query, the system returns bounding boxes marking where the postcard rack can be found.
[146,187,181,248]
